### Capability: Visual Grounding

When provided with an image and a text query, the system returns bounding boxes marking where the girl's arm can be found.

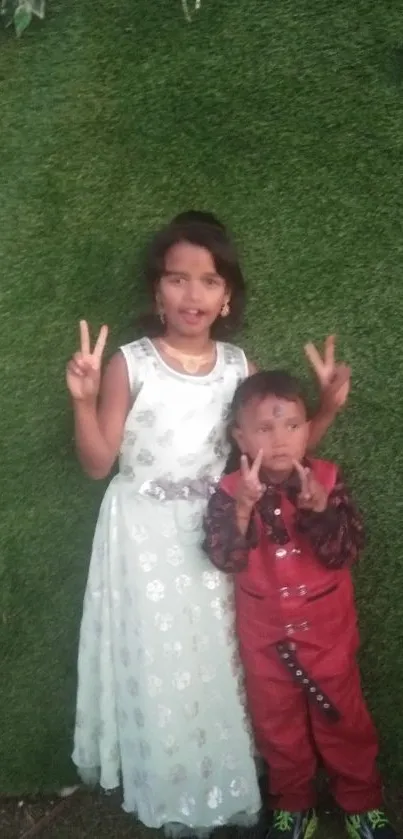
[73,353,130,479]
[305,336,350,450]
[66,322,131,479]
[307,402,339,450]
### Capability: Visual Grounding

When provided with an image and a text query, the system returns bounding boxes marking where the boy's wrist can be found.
[236,500,254,519]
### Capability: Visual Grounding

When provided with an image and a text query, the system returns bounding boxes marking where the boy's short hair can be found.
[230,370,311,427]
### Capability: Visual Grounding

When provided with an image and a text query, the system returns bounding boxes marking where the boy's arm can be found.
[297,470,364,568]
[203,487,258,573]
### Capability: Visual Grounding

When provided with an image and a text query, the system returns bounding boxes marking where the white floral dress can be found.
[72,338,261,833]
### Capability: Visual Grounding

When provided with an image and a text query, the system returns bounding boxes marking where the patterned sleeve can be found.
[297,470,364,569]
[203,486,258,573]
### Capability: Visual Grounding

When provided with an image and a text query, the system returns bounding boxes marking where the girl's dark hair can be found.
[137,212,245,339]
[172,210,226,231]
[224,371,310,474]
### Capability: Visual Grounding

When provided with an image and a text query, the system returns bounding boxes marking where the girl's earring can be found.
[159,310,165,325]
[221,301,230,318]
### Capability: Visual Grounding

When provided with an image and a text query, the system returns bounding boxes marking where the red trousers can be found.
[242,646,382,814]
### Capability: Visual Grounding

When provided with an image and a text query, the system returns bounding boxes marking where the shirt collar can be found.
[259,456,310,498]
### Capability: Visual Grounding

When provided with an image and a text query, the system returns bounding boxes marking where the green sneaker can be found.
[346,810,397,839]
[267,809,318,839]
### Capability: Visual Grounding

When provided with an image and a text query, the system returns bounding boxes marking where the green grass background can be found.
[1,0,403,796]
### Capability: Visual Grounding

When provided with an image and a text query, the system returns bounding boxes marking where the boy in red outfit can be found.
[203,370,396,839]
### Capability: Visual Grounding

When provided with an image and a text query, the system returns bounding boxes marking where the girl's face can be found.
[156,242,230,338]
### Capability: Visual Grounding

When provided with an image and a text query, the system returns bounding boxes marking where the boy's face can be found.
[233,394,310,479]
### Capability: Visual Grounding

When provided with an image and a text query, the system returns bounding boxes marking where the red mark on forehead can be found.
[272,402,284,418]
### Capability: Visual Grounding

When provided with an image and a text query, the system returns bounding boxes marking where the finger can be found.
[250,448,264,477]
[67,360,83,378]
[324,334,335,369]
[250,477,265,497]
[73,352,94,372]
[293,460,310,498]
[297,496,312,509]
[78,356,99,378]
[304,471,316,500]
[79,320,90,355]
[301,473,313,501]
[245,483,265,504]
[329,363,350,390]
[70,354,85,373]
[72,361,85,377]
[240,455,249,478]
[73,351,87,367]
[93,324,109,362]
[304,342,324,377]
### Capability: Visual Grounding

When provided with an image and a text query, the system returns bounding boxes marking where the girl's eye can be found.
[204,276,220,286]
[166,275,185,285]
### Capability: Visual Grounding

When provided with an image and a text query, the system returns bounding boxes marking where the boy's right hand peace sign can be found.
[66,320,108,402]
[236,449,265,512]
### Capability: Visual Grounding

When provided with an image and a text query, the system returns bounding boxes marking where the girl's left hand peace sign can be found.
[304,335,350,412]
[293,460,328,513]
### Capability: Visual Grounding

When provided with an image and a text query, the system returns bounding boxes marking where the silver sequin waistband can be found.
[135,476,220,501]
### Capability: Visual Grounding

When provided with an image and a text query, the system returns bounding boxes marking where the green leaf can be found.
[14,2,32,35]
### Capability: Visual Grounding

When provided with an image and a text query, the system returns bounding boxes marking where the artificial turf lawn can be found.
[1,0,403,796]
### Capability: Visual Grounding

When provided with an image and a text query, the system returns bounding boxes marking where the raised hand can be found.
[236,449,265,513]
[293,460,328,513]
[66,320,109,402]
[304,335,350,411]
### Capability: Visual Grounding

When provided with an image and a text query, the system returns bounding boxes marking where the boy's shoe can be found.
[267,809,318,839]
[346,810,398,839]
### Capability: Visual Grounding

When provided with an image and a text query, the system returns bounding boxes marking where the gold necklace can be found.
[158,340,216,374]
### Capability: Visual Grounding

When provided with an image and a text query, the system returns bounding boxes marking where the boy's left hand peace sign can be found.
[304,335,350,412]
[293,461,328,513]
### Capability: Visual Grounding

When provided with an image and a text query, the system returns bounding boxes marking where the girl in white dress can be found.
[66,212,349,835]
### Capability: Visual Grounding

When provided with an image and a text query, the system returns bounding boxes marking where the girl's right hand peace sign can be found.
[236,449,265,512]
[66,320,109,402]
[304,335,350,412]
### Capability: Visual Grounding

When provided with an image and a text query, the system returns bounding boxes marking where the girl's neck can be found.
[160,328,214,354]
